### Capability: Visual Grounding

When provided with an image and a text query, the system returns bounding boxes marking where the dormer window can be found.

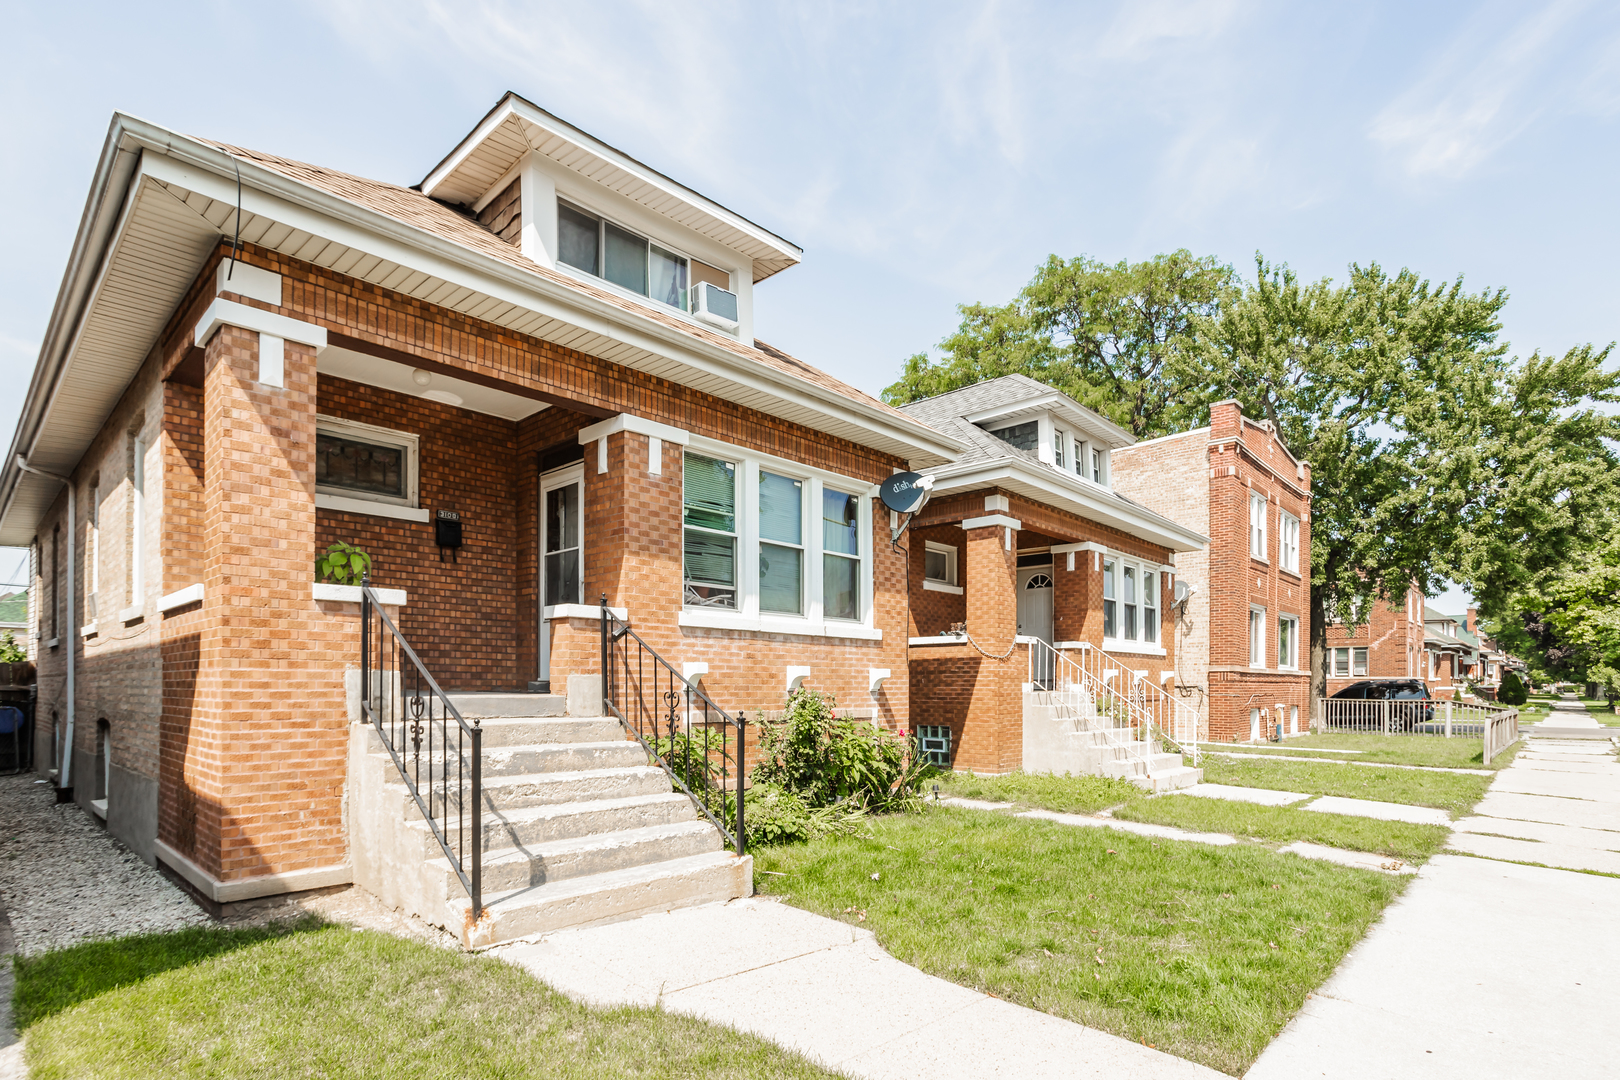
[557,200,730,316]
[1052,429,1066,469]
[988,421,1038,452]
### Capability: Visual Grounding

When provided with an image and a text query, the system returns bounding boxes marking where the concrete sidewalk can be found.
[1245,729,1620,1079]
[499,896,1222,1080]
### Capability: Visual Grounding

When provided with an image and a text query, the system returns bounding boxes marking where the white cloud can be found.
[1097,0,1246,59]
[1369,1,1588,179]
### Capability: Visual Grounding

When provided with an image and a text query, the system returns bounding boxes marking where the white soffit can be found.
[420,97,802,284]
[318,345,548,422]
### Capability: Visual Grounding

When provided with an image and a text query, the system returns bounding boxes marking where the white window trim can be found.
[1250,605,1267,668]
[923,540,959,591]
[1278,613,1299,670]
[680,435,877,639]
[315,415,421,510]
[1352,647,1368,677]
[1250,492,1268,561]
[1100,549,1162,653]
[1279,510,1300,574]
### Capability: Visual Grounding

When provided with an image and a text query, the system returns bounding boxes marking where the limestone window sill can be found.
[45,637,59,650]
[314,493,430,523]
[80,623,98,639]
[119,605,145,624]
[159,584,205,612]
[678,609,883,641]
[921,580,964,595]
[313,583,408,606]
[909,635,967,646]
[1101,640,1167,657]
[90,798,107,820]
[545,604,628,621]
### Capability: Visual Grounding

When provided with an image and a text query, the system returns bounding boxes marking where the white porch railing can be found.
[1027,639,1199,766]
[1316,697,1519,763]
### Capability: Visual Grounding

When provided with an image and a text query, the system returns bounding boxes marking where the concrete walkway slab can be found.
[1472,791,1620,831]
[1491,769,1620,802]
[1277,842,1417,874]
[1514,758,1619,775]
[1245,855,1620,1079]
[937,797,1015,812]
[1177,783,1312,806]
[502,897,1222,1079]
[1302,796,1452,827]
[1015,808,1238,846]
[1207,753,1492,776]
[1446,832,1620,875]
[1452,815,1620,850]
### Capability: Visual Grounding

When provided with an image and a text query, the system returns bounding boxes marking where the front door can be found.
[538,463,584,684]
[1017,567,1055,689]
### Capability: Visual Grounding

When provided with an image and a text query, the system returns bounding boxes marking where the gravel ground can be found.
[0,775,207,956]
[0,772,457,959]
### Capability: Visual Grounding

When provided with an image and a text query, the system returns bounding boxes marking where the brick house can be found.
[1421,605,1479,700]
[1111,401,1313,742]
[1321,583,1427,697]
[0,96,963,940]
[896,376,1208,786]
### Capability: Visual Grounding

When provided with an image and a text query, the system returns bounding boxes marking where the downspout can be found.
[15,456,73,791]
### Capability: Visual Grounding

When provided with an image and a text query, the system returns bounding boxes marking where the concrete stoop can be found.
[348,710,751,949]
[1024,690,1202,791]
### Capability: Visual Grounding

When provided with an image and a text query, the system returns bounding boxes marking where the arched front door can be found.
[1017,568,1055,689]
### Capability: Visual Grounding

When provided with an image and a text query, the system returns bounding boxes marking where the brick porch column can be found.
[960,515,1021,773]
[162,310,349,895]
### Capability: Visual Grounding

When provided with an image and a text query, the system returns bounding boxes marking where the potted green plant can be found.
[316,541,373,587]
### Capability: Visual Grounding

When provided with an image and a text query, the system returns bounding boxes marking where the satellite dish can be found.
[879,471,933,514]
[1172,581,1196,610]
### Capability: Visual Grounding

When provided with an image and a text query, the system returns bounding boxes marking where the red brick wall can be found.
[908,524,964,636]
[1324,584,1426,694]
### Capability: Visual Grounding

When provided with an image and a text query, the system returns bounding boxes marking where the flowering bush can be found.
[751,688,930,816]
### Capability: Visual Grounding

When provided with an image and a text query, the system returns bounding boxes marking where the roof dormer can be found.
[966,387,1131,490]
[419,93,803,344]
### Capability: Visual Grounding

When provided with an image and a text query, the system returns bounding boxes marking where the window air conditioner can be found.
[691,281,739,330]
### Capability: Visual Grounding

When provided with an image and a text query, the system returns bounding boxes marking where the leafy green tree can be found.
[883,250,1230,438]
[1497,670,1529,706]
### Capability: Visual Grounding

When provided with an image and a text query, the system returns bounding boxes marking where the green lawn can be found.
[1194,756,1489,817]
[1208,731,1518,770]
[755,808,1405,1076]
[16,920,840,1080]
[1112,797,1450,863]
[933,770,1145,813]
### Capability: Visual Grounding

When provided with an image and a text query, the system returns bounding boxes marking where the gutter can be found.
[13,457,72,792]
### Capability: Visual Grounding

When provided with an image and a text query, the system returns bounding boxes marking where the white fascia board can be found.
[927,461,1208,552]
[129,135,961,468]
[194,298,328,351]
[576,413,691,447]
[423,96,803,266]
[965,393,1134,448]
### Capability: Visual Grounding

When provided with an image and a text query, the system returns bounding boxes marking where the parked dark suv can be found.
[1327,680,1434,731]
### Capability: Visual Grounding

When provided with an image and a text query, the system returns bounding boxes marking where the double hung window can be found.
[683,454,738,608]
[1249,607,1266,667]
[1278,615,1298,669]
[1280,512,1300,573]
[1102,558,1117,638]
[1052,429,1066,469]
[822,489,861,621]
[1250,493,1268,559]
[1072,438,1086,478]
[1091,448,1104,485]
[1333,647,1369,678]
[1102,556,1160,647]
[682,448,870,631]
[758,471,804,615]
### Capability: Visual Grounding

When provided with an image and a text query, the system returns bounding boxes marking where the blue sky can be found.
[6,0,1619,611]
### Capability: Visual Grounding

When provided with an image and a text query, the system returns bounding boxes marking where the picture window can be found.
[923,542,958,587]
[315,418,419,508]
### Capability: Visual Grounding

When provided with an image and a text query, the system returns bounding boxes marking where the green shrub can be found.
[1498,670,1528,706]
[316,540,371,585]
[0,630,24,663]
[742,783,867,847]
[752,689,929,813]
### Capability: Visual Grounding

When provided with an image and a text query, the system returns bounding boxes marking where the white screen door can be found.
[539,464,584,683]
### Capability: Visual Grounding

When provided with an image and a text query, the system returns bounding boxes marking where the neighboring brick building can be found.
[1321,583,1426,700]
[1112,402,1313,742]
[0,96,962,906]
[896,377,1207,779]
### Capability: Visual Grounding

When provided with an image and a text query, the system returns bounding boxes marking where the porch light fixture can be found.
[411,368,432,386]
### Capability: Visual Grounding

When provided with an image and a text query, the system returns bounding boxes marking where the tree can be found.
[882,250,1231,438]
[1192,256,1525,699]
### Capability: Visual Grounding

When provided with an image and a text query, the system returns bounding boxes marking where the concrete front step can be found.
[403,792,700,858]
[446,692,567,718]
[1134,765,1204,793]
[454,849,752,948]
[467,716,622,747]
[374,741,650,780]
[428,819,726,896]
[391,765,674,818]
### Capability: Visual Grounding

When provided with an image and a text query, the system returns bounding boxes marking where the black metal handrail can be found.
[599,596,745,854]
[360,579,482,916]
